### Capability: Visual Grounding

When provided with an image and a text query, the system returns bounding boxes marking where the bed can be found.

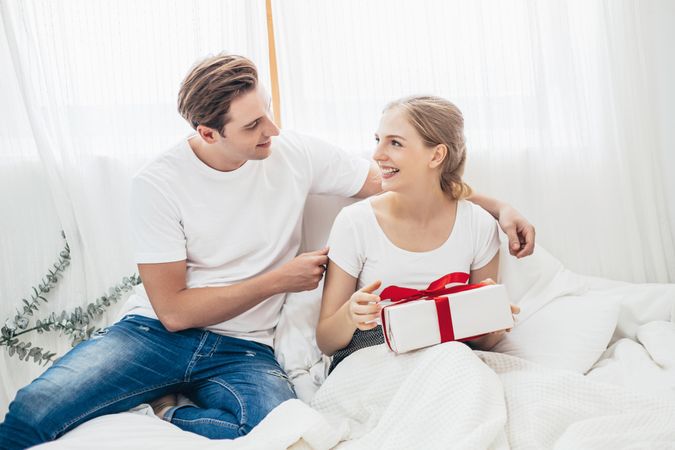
[33,195,675,449]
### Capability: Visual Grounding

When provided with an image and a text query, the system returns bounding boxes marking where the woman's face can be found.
[373,107,436,193]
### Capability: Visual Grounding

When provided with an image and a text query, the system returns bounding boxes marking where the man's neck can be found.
[188,136,245,172]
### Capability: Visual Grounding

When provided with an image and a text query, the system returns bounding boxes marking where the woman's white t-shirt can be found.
[327,199,501,295]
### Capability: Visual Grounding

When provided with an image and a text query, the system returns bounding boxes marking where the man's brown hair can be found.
[177,54,258,135]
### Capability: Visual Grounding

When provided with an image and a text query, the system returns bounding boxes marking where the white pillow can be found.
[498,238,563,303]
[300,194,357,253]
[274,194,357,402]
[273,282,326,403]
[499,240,591,321]
[491,293,620,374]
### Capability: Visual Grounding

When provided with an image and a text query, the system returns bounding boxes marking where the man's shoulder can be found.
[133,137,192,182]
[272,129,312,155]
[273,129,344,156]
[266,130,320,172]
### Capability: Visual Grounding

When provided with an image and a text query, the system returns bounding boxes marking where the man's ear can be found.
[196,125,222,144]
[429,144,447,169]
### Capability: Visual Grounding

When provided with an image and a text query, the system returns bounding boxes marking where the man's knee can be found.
[238,371,296,436]
[0,382,61,449]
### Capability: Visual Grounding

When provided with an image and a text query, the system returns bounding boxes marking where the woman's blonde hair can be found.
[384,96,472,200]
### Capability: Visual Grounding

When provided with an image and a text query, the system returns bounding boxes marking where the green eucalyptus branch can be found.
[1,232,141,365]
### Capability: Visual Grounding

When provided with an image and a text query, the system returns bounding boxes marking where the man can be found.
[0,54,534,448]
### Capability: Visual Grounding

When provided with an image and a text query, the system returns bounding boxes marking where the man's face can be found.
[219,85,280,162]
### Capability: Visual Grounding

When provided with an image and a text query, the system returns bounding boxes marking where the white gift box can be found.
[381,284,513,354]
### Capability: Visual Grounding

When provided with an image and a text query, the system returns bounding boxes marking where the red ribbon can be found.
[379,272,487,352]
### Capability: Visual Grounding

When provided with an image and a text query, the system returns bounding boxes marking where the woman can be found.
[317,96,519,372]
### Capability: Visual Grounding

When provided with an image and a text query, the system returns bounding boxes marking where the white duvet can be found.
[33,243,675,449]
[37,341,675,450]
[302,343,675,449]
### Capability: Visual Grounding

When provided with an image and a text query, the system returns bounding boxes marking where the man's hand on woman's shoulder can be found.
[497,206,535,258]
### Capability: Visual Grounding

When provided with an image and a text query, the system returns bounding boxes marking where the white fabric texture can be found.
[273,0,675,283]
[491,241,623,374]
[586,281,675,402]
[122,130,368,346]
[31,400,329,450]
[273,279,330,403]
[34,343,675,450]
[588,321,675,403]
[327,199,500,291]
[492,294,620,374]
[305,344,675,449]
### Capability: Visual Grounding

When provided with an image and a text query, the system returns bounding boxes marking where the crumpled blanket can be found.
[288,343,675,449]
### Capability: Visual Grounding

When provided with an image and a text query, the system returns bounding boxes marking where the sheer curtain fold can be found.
[0,0,269,417]
[273,0,675,283]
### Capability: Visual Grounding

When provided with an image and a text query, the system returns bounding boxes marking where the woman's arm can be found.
[316,260,381,356]
[469,251,499,285]
[467,251,517,350]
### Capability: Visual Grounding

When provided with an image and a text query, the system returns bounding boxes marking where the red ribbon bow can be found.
[380,272,488,351]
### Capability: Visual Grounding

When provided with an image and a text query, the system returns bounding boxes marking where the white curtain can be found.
[0,0,269,417]
[273,0,675,283]
[1,0,674,419]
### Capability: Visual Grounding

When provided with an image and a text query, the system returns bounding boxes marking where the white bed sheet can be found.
[31,245,675,449]
[35,340,675,450]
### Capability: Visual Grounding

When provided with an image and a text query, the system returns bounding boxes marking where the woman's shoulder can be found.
[331,198,381,239]
[458,199,498,227]
[337,197,375,220]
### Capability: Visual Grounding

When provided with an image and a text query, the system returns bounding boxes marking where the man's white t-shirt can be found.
[327,199,500,295]
[122,130,370,346]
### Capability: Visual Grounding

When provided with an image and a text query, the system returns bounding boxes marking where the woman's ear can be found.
[429,144,447,169]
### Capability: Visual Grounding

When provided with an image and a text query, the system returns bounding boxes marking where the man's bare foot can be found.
[150,393,177,420]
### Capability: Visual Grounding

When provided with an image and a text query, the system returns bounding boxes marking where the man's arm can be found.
[140,248,328,332]
[466,192,536,258]
[352,162,382,198]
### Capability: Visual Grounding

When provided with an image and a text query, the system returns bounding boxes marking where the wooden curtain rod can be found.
[265,0,282,128]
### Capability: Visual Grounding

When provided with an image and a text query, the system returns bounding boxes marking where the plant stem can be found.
[0,322,54,343]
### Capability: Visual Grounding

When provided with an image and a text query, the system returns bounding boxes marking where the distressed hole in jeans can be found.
[91,328,109,340]
[245,350,256,357]
[138,325,150,332]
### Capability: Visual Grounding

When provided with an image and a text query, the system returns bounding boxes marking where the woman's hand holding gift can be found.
[346,280,382,331]
[468,278,520,350]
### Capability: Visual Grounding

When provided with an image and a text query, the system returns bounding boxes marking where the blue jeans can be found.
[0,315,296,449]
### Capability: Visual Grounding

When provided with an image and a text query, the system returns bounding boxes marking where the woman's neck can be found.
[388,185,456,226]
